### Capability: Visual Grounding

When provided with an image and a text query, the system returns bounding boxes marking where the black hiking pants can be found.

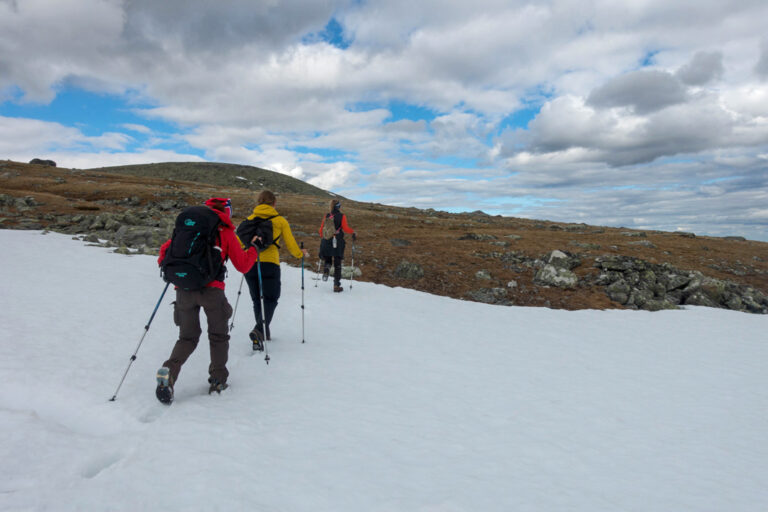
[323,255,343,286]
[245,261,281,338]
[163,287,233,386]
[319,236,345,286]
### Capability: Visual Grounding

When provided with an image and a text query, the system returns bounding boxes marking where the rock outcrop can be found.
[593,255,768,313]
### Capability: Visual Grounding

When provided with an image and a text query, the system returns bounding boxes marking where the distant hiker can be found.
[318,199,356,293]
[239,190,308,350]
[155,198,260,404]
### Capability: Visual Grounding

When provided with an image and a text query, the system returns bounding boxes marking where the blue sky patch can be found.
[0,86,202,155]
[303,17,351,49]
[499,105,540,131]
[348,99,438,124]
[640,50,660,67]
[289,145,354,162]
[0,87,175,136]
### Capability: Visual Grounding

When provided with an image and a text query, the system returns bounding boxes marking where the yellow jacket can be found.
[245,204,304,265]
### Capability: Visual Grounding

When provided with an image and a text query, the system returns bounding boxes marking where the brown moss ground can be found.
[2,160,767,310]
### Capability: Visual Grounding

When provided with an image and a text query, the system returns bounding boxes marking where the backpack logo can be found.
[184,219,196,226]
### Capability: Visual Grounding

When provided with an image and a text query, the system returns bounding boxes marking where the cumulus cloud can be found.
[55,150,205,170]
[587,70,687,114]
[307,161,359,190]
[501,92,741,167]
[756,39,768,79]
[0,116,132,154]
[2,0,768,239]
[123,0,351,53]
[676,51,724,85]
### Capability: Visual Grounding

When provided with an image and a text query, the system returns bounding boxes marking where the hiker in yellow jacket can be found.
[243,190,308,350]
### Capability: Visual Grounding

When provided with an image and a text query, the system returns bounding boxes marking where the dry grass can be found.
[2,160,767,310]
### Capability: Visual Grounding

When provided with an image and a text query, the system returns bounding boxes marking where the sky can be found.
[1,0,767,241]
[2,229,768,510]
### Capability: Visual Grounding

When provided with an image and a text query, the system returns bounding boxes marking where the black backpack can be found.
[160,206,225,290]
[237,215,281,251]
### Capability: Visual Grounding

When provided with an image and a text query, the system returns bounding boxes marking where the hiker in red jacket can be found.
[318,199,356,292]
[155,197,259,404]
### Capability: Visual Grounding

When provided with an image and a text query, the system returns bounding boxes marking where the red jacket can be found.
[158,207,257,290]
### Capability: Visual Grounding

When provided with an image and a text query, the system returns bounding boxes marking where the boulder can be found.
[341,266,362,279]
[534,264,578,289]
[458,233,497,241]
[475,270,492,280]
[466,287,509,305]
[393,260,424,280]
[29,158,56,167]
[546,250,581,270]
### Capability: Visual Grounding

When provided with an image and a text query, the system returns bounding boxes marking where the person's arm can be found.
[340,214,355,234]
[221,229,258,273]
[279,218,308,259]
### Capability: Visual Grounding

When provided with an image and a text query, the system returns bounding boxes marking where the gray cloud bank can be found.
[1,0,767,240]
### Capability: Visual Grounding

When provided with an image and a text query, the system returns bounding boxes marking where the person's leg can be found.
[163,289,202,385]
[332,256,343,287]
[199,287,232,385]
[322,256,331,281]
[244,267,264,334]
[259,263,281,339]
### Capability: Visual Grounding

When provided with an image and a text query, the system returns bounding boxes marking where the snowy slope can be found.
[1,230,767,512]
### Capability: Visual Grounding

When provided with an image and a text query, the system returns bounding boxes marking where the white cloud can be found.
[53,150,205,170]
[122,123,152,134]
[676,51,724,86]
[0,116,132,154]
[755,39,768,78]
[307,161,359,190]
[587,70,687,114]
[2,0,768,239]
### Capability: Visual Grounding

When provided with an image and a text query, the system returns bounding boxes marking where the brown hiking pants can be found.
[163,287,233,386]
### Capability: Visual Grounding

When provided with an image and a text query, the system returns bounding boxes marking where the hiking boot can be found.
[322,266,330,281]
[333,285,344,293]
[155,367,173,405]
[250,327,264,351]
[208,379,229,395]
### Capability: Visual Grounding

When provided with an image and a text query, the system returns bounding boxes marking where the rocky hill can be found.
[2,159,767,314]
[89,161,338,198]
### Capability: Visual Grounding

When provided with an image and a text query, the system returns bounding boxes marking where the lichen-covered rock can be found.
[341,266,362,279]
[475,269,492,280]
[459,233,497,241]
[546,250,581,270]
[466,287,509,305]
[534,264,578,288]
[594,255,767,313]
[393,260,424,280]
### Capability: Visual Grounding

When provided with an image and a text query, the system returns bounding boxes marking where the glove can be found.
[352,232,357,242]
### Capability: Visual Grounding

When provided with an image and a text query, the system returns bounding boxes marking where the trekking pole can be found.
[314,259,321,288]
[109,282,170,401]
[228,275,245,333]
[349,242,356,292]
[300,242,306,343]
[254,248,270,365]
